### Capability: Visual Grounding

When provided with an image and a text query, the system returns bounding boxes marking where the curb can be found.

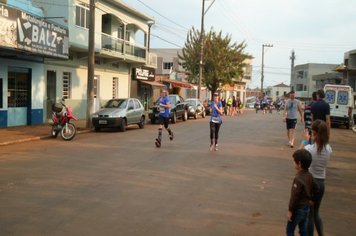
[0,129,93,146]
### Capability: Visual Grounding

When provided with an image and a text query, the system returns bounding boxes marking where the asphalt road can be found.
[0,109,355,236]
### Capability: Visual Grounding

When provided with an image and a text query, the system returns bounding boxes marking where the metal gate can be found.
[7,69,30,126]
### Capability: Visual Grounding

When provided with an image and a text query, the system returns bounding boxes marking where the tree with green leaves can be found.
[178,27,252,97]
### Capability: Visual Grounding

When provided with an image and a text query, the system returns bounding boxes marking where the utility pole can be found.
[198,0,205,100]
[261,44,273,97]
[198,0,215,100]
[290,50,296,89]
[86,0,95,128]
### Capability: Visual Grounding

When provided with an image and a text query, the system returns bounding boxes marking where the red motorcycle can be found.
[51,102,77,141]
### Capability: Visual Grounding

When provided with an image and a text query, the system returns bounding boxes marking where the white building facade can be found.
[291,63,339,102]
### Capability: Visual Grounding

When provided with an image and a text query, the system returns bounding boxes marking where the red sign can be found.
[171,82,192,88]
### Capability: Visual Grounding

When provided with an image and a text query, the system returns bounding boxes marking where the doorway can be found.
[7,68,30,126]
[94,75,100,112]
[46,71,56,119]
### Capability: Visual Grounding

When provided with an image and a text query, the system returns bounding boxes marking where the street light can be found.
[198,0,215,100]
[261,44,273,97]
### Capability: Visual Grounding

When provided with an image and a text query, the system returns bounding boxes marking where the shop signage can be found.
[133,67,155,81]
[0,4,69,59]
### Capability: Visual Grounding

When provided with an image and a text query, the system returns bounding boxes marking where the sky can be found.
[122,0,356,89]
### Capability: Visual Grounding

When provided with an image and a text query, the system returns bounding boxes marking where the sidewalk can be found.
[0,120,91,146]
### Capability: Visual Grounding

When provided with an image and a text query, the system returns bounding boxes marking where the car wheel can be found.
[182,110,188,121]
[139,116,145,129]
[194,112,197,119]
[202,110,206,118]
[95,127,101,132]
[171,112,176,124]
[151,118,156,124]
[119,118,126,132]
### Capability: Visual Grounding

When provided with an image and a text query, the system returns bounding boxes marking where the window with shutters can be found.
[63,72,71,99]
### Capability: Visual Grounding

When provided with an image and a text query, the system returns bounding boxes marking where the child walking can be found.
[286,149,320,236]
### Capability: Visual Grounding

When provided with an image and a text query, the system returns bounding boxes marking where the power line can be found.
[151,34,182,48]
[137,0,189,31]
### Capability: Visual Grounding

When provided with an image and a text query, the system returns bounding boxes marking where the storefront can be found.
[131,67,165,111]
[0,4,68,128]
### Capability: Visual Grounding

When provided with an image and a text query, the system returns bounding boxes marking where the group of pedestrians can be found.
[221,96,242,116]
[284,89,332,236]
[255,96,284,114]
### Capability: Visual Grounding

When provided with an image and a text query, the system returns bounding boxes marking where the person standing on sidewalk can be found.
[155,90,173,147]
[286,149,320,236]
[236,96,242,114]
[304,92,317,144]
[227,96,232,115]
[283,91,304,148]
[232,96,237,116]
[221,97,227,115]
[209,92,223,151]
[311,89,331,136]
[299,120,332,236]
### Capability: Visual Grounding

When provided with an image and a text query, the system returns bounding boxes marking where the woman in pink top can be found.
[299,120,332,236]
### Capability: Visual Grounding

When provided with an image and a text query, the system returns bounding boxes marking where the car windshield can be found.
[187,100,197,106]
[168,95,176,105]
[103,99,127,108]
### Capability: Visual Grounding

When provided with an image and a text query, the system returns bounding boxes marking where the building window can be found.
[118,26,130,41]
[63,72,71,99]
[296,84,303,91]
[276,91,279,96]
[113,77,118,98]
[75,4,90,29]
[163,62,173,70]
[297,71,304,79]
[304,85,307,91]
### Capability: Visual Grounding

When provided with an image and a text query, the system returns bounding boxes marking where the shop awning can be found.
[140,80,167,88]
[192,85,207,91]
[161,79,194,88]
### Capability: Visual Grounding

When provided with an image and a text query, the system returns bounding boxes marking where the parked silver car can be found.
[186,98,206,119]
[92,98,145,132]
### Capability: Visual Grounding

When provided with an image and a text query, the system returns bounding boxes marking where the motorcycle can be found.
[51,101,77,141]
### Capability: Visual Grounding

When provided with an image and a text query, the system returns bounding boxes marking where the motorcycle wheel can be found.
[61,123,76,141]
[352,126,356,133]
[51,125,59,138]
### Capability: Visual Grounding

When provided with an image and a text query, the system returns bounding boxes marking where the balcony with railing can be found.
[102,33,125,53]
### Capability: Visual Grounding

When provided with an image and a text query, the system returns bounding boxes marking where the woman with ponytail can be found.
[299,119,332,236]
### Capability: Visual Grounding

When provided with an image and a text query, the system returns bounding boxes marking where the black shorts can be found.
[159,115,169,128]
[263,104,267,109]
[233,103,237,108]
[286,118,297,130]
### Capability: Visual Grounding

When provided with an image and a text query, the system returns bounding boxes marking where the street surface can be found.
[0,109,355,236]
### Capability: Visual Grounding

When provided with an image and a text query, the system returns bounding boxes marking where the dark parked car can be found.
[92,98,145,132]
[149,94,189,124]
[186,98,206,119]
[203,99,212,115]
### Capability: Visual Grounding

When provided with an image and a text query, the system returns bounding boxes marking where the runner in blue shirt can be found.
[277,97,282,114]
[269,98,274,114]
[255,97,260,114]
[155,89,174,147]
[209,92,223,151]
[262,96,268,115]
